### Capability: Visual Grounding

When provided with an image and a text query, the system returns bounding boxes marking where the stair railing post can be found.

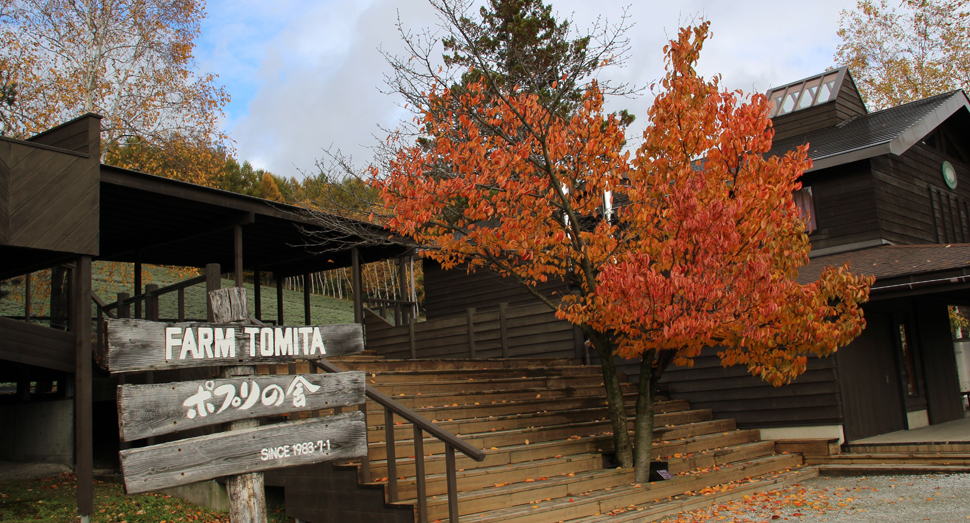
[499,303,509,359]
[177,288,185,321]
[445,445,459,523]
[413,425,428,523]
[117,293,130,319]
[384,408,398,502]
[409,318,417,360]
[466,308,476,359]
[145,284,159,321]
[359,400,371,483]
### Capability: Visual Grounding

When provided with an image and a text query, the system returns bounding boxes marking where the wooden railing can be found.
[94,274,208,322]
[365,298,418,326]
[313,358,485,523]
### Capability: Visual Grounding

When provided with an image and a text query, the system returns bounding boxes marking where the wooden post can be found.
[303,272,311,326]
[144,284,159,321]
[352,248,363,324]
[499,303,510,359]
[134,258,142,319]
[117,293,130,319]
[206,264,221,323]
[276,275,284,326]
[234,225,244,288]
[254,270,262,321]
[398,259,408,324]
[73,255,93,521]
[177,289,185,321]
[211,287,268,523]
[24,272,31,323]
[409,318,417,360]
[467,308,476,359]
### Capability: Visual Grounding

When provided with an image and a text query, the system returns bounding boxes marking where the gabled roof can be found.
[768,90,970,171]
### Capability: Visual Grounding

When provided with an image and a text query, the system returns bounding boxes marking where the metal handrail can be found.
[314,358,485,523]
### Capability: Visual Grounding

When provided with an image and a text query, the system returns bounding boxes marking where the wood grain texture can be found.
[117,372,366,441]
[209,287,248,323]
[120,411,368,494]
[105,318,363,373]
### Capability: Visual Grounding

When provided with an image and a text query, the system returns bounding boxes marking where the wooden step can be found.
[375,407,714,442]
[394,452,607,498]
[367,418,737,462]
[369,374,608,395]
[335,357,585,372]
[816,463,970,475]
[440,453,805,522]
[354,365,604,383]
[807,452,970,466]
[567,464,819,522]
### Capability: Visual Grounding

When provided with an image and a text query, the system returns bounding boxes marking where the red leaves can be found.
[374,20,870,389]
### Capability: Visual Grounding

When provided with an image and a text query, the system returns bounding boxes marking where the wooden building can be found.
[373,67,970,444]
[0,114,404,520]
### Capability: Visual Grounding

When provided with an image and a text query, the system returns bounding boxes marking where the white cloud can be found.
[201,0,860,179]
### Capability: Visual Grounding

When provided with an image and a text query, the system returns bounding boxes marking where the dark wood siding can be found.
[913,299,965,424]
[423,260,568,320]
[804,161,882,250]
[658,347,842,429]
[771,102,841,142]
[0,316,76,373]
[835,74,868,121]
[365,303,579,360]
[28,113,101,156]
[1,114,100,256]
[870,142,970,245]
[836,310,907,441]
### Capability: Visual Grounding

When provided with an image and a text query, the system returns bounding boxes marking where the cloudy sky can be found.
[195,0,860,180]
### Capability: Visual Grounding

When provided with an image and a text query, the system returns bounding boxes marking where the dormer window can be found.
[793,187,817,233]
[767,69,844,118]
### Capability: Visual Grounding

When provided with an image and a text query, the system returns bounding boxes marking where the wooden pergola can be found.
[0,114,405,520]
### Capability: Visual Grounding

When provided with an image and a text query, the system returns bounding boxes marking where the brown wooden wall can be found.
[0,114,100,256]
[804,161,883,251]
[658,347,843,430]
[771,74,867,143]
[365,303,580,360]
[870,141,970,245]
[423,261,568,320]
[0,316,75,373]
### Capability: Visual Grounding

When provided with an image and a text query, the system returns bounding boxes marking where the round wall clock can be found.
[943,160,958,190]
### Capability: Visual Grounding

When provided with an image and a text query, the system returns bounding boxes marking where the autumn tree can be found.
[0,0,229,158]
[836,0,970,110]
[373,22,873,481]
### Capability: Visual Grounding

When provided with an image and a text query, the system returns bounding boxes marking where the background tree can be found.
[0,0,229,158]
[374,22,873,482]
[836,0,970,110]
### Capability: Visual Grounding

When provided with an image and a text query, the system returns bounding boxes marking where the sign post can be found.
[105,287,367,522]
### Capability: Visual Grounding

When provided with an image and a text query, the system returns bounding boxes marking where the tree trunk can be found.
[588,330,633,469]
[633,349,657,483]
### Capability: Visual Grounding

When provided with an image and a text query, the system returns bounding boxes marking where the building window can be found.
[793,187,817,233]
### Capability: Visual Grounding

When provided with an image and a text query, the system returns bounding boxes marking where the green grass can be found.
[0,473,291,523]
[1,264,355,325]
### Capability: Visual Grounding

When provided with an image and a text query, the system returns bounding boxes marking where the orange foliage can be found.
[374,22,873,387]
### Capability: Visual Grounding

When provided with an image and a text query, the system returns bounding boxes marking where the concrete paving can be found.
[0,461,70,482]
[852,416,970,445]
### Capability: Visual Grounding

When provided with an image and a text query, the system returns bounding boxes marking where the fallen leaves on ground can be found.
[661,482,871,522]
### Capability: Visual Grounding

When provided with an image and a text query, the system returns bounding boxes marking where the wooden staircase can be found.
[804,440,970,476]
[318,355,814,522]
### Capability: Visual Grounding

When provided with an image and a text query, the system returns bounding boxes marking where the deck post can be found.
[304,272,311,325]
[24,272,31,323]
[134,258,142,319]
[254,270,262,321]
[352,248,363,324]
[73,255,93,521]
[206,264,221,323]
[276,275,284,326]
[234,225,244,287]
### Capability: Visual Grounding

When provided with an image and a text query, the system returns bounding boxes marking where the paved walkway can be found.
[0,461,70,482]
[852,416,970,444]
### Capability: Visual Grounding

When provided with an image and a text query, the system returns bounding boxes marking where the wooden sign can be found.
[104,318,364,373]
[117,372,366,441]
[120,411,368,494]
